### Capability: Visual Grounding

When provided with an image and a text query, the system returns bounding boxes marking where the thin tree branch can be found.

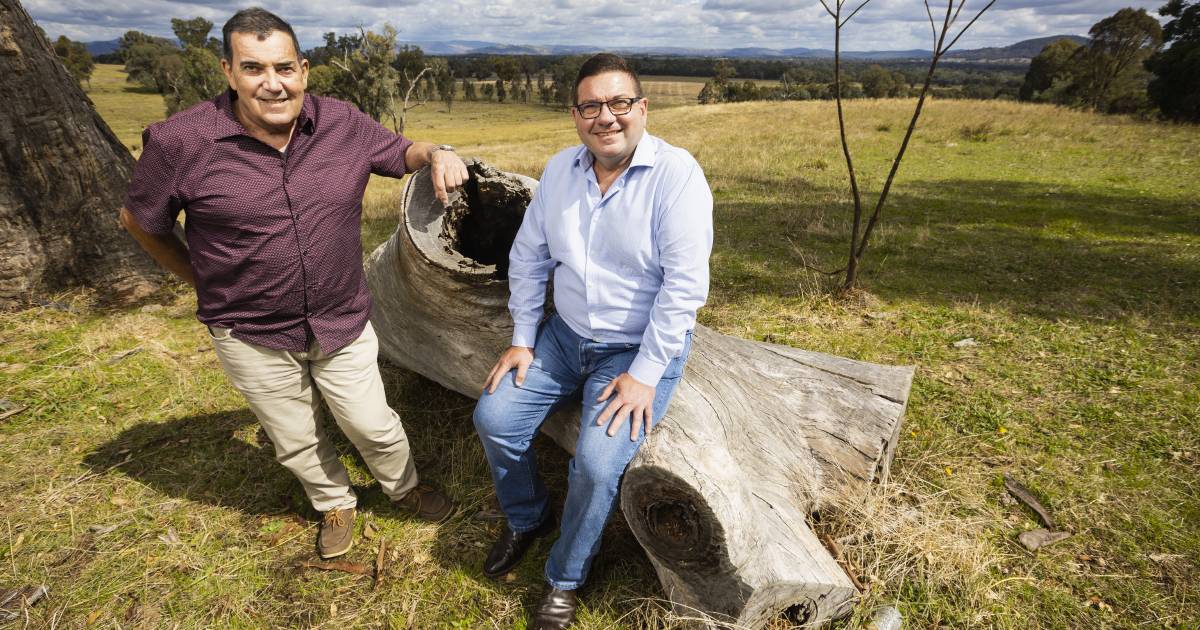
[948,0,967,30]
[940,0,998,54]
[329,58,355,80]
[825,0,867,285]
[818,0,837,19]
[855,0,991,265]
[398,66,432,134]
[924,0,938,43]
[840,0,874,27]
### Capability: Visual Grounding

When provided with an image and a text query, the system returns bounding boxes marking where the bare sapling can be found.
[818,0,996,289]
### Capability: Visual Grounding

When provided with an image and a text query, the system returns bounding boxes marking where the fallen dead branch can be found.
[373,537,388,591]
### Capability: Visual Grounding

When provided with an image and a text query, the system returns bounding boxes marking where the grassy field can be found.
[1,63,1198,628]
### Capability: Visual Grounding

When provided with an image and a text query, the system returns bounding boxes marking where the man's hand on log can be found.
[483,346,534,394]
[429,149,469,207]
[596,374,657,441]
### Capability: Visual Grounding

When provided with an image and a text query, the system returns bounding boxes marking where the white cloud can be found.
[27,0,1166,51]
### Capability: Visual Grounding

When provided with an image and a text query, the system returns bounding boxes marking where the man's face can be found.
[221,30,308,134]
[572,71,647,167]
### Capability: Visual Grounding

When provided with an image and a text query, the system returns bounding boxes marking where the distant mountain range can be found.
[85,34,1089,63]
[85,39,122,55]
[396,34,1089,62]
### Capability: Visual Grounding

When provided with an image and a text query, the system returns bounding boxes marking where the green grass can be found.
[1,64,1198,628]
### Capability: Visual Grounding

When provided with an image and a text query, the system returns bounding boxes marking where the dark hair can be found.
[222,7,303,61]
[572,53,643,105]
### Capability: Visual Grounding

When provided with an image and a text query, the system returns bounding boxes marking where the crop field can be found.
[1,64,1198,628]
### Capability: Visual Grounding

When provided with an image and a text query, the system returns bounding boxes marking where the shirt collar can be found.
[212,89,316,140]
[573,132,658,173]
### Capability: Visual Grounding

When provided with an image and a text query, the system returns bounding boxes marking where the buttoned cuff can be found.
[512,324,539,349]
[628,353,668,387]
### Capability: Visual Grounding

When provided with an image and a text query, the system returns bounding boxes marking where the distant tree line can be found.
[695,58,1023,103]
[299,26,592,127]
[1020,2,1199,122]
[58,1,1198,124]
[99,19,596,125]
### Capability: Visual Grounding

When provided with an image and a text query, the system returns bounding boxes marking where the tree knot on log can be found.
[629,474,723,569]
[0,26,21,57]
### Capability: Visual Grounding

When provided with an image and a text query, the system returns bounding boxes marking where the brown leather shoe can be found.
[394,483,456,523]
[530,585,577,630]
[318,507,355,559]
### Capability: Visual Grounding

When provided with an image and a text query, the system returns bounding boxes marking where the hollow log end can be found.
[403,159,535,279]
[621,466,858,628]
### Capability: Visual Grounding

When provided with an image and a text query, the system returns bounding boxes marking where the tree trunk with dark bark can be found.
[366,161,915,628]
[0,0,165,307]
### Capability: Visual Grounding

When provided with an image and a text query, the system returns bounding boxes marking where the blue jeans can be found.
[473,313,692,590]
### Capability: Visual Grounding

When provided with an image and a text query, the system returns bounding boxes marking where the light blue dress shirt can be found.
[508,133,714,385]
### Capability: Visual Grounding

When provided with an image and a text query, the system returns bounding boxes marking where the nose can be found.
[264,68,283,94]
[595,101,618,125]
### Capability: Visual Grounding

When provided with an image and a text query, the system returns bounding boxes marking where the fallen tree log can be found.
[366,160,915,628]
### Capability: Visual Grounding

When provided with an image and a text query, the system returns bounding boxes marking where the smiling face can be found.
[572,71,647,170]
[221,30,308,136]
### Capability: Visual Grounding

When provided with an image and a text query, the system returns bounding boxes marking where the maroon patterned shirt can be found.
[124,90,412,353]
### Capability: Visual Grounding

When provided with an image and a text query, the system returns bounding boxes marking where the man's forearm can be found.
[404,141,438,172]
[119,208,195,286]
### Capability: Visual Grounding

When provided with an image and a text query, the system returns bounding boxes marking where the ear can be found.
[221,57,236,91]
[300,58,310,90]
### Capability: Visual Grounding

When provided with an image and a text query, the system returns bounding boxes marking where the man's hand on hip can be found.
[483,346,534,394]
[596,373,657,441]
[430,148,469,206]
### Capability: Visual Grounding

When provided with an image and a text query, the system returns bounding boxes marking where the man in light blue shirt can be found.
[472,53,713,629]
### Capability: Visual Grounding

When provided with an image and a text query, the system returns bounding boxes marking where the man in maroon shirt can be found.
[120,8,463,559]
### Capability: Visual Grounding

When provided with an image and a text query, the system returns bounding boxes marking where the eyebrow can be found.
[239,60,296,69]
[579,95,637,102]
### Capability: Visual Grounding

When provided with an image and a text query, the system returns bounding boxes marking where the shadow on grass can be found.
[718,178,1200,322]
[80,368,491,520]
[82,410,309,516]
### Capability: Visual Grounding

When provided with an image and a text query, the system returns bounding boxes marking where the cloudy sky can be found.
[28,0,1165,52]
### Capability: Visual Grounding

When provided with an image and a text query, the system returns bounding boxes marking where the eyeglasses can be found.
[573,97,643,119]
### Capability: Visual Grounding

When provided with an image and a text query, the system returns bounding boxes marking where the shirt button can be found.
[306,312,313,318]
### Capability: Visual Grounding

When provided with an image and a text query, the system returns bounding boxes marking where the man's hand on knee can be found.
[483,345,534,394]
[596,373,657,441]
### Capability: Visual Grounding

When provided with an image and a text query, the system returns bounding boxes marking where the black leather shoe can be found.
[530,585,577,630]
[482,514,555,578]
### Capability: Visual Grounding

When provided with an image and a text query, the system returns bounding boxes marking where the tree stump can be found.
[366,160,914,628]
[0,0,166,307]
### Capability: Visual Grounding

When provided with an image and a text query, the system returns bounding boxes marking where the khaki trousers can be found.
[209,321,418,513]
